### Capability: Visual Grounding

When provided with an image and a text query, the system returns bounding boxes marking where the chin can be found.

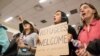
[82,17,87,20]
[54,20,57,23]
[54,22,56,24]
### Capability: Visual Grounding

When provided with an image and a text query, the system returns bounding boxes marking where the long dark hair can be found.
[23,20,35,35]
[56,10,69,23]
[80,3,100,19]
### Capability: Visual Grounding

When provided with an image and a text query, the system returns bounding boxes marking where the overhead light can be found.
[71,24,76,28]
[39,0,47,3]
[4,17,13,22]
[66,13,70,17]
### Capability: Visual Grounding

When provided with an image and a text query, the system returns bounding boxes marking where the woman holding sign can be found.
[54,10,78,56]
[76,3,100,56]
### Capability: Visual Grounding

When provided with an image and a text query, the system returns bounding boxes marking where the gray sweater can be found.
[18,32,38,55]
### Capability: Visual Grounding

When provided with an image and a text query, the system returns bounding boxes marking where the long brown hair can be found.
[23,20,35,35]
[80,3,100,20]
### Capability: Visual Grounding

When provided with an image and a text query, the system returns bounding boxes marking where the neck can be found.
[25,29,31,35]
[85,15,94,26]
[54,22,60,24]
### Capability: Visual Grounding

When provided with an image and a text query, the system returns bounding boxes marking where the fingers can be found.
[83,51,88,56]
[79,49,86,56]
[76,49,80,56]
[66,33,72,42]
[18,15,23,21]
[76,48,88,56]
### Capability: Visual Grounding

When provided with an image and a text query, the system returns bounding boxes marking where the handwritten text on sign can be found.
[36,22,70,56]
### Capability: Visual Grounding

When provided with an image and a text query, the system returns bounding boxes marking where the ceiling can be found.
[0,0,100,34]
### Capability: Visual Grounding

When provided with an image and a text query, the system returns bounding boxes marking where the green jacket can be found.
[0,25,10,54]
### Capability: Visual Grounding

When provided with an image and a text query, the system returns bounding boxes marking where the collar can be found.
[90,19,97,26]
[83,19,98,31]
[0,24,7,30]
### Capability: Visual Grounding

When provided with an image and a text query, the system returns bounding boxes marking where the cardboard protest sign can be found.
[35,22,70,56]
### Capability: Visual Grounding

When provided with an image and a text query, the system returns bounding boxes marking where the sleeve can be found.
[68,25,78,56]
[31,33,38,47]
[68,25,78,39]
[0,27,10,53]
[19,23,24,33]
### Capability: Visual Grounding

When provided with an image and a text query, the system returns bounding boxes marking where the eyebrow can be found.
[80,5,88,10]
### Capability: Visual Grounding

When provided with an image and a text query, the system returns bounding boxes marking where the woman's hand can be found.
[18,39,26,48]
[18,43,26,48]
[76,48,88,56]
[37,37,41,44]
[30,47,36,53]
[18,15,23,22]
[76,43,88,56]
[66,33,72,42]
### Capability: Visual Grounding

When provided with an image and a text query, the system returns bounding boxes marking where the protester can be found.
[3,33,20,56]
[54,10,78,56]
[18,16,39,34]
[76,3,100,56]
[17,20,38,56]
[0,24,10,55]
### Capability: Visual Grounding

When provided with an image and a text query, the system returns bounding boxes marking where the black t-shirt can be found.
[68,25,78,56]
[68,25,77,39]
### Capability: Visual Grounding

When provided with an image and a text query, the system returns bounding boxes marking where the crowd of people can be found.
[0,3,100,56]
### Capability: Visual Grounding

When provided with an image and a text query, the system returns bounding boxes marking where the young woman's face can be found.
[80,4,95,21]
[54,11,62,24]
[23,24,31,30]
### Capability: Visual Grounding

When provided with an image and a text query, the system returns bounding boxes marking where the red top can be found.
[78,19,100,45]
